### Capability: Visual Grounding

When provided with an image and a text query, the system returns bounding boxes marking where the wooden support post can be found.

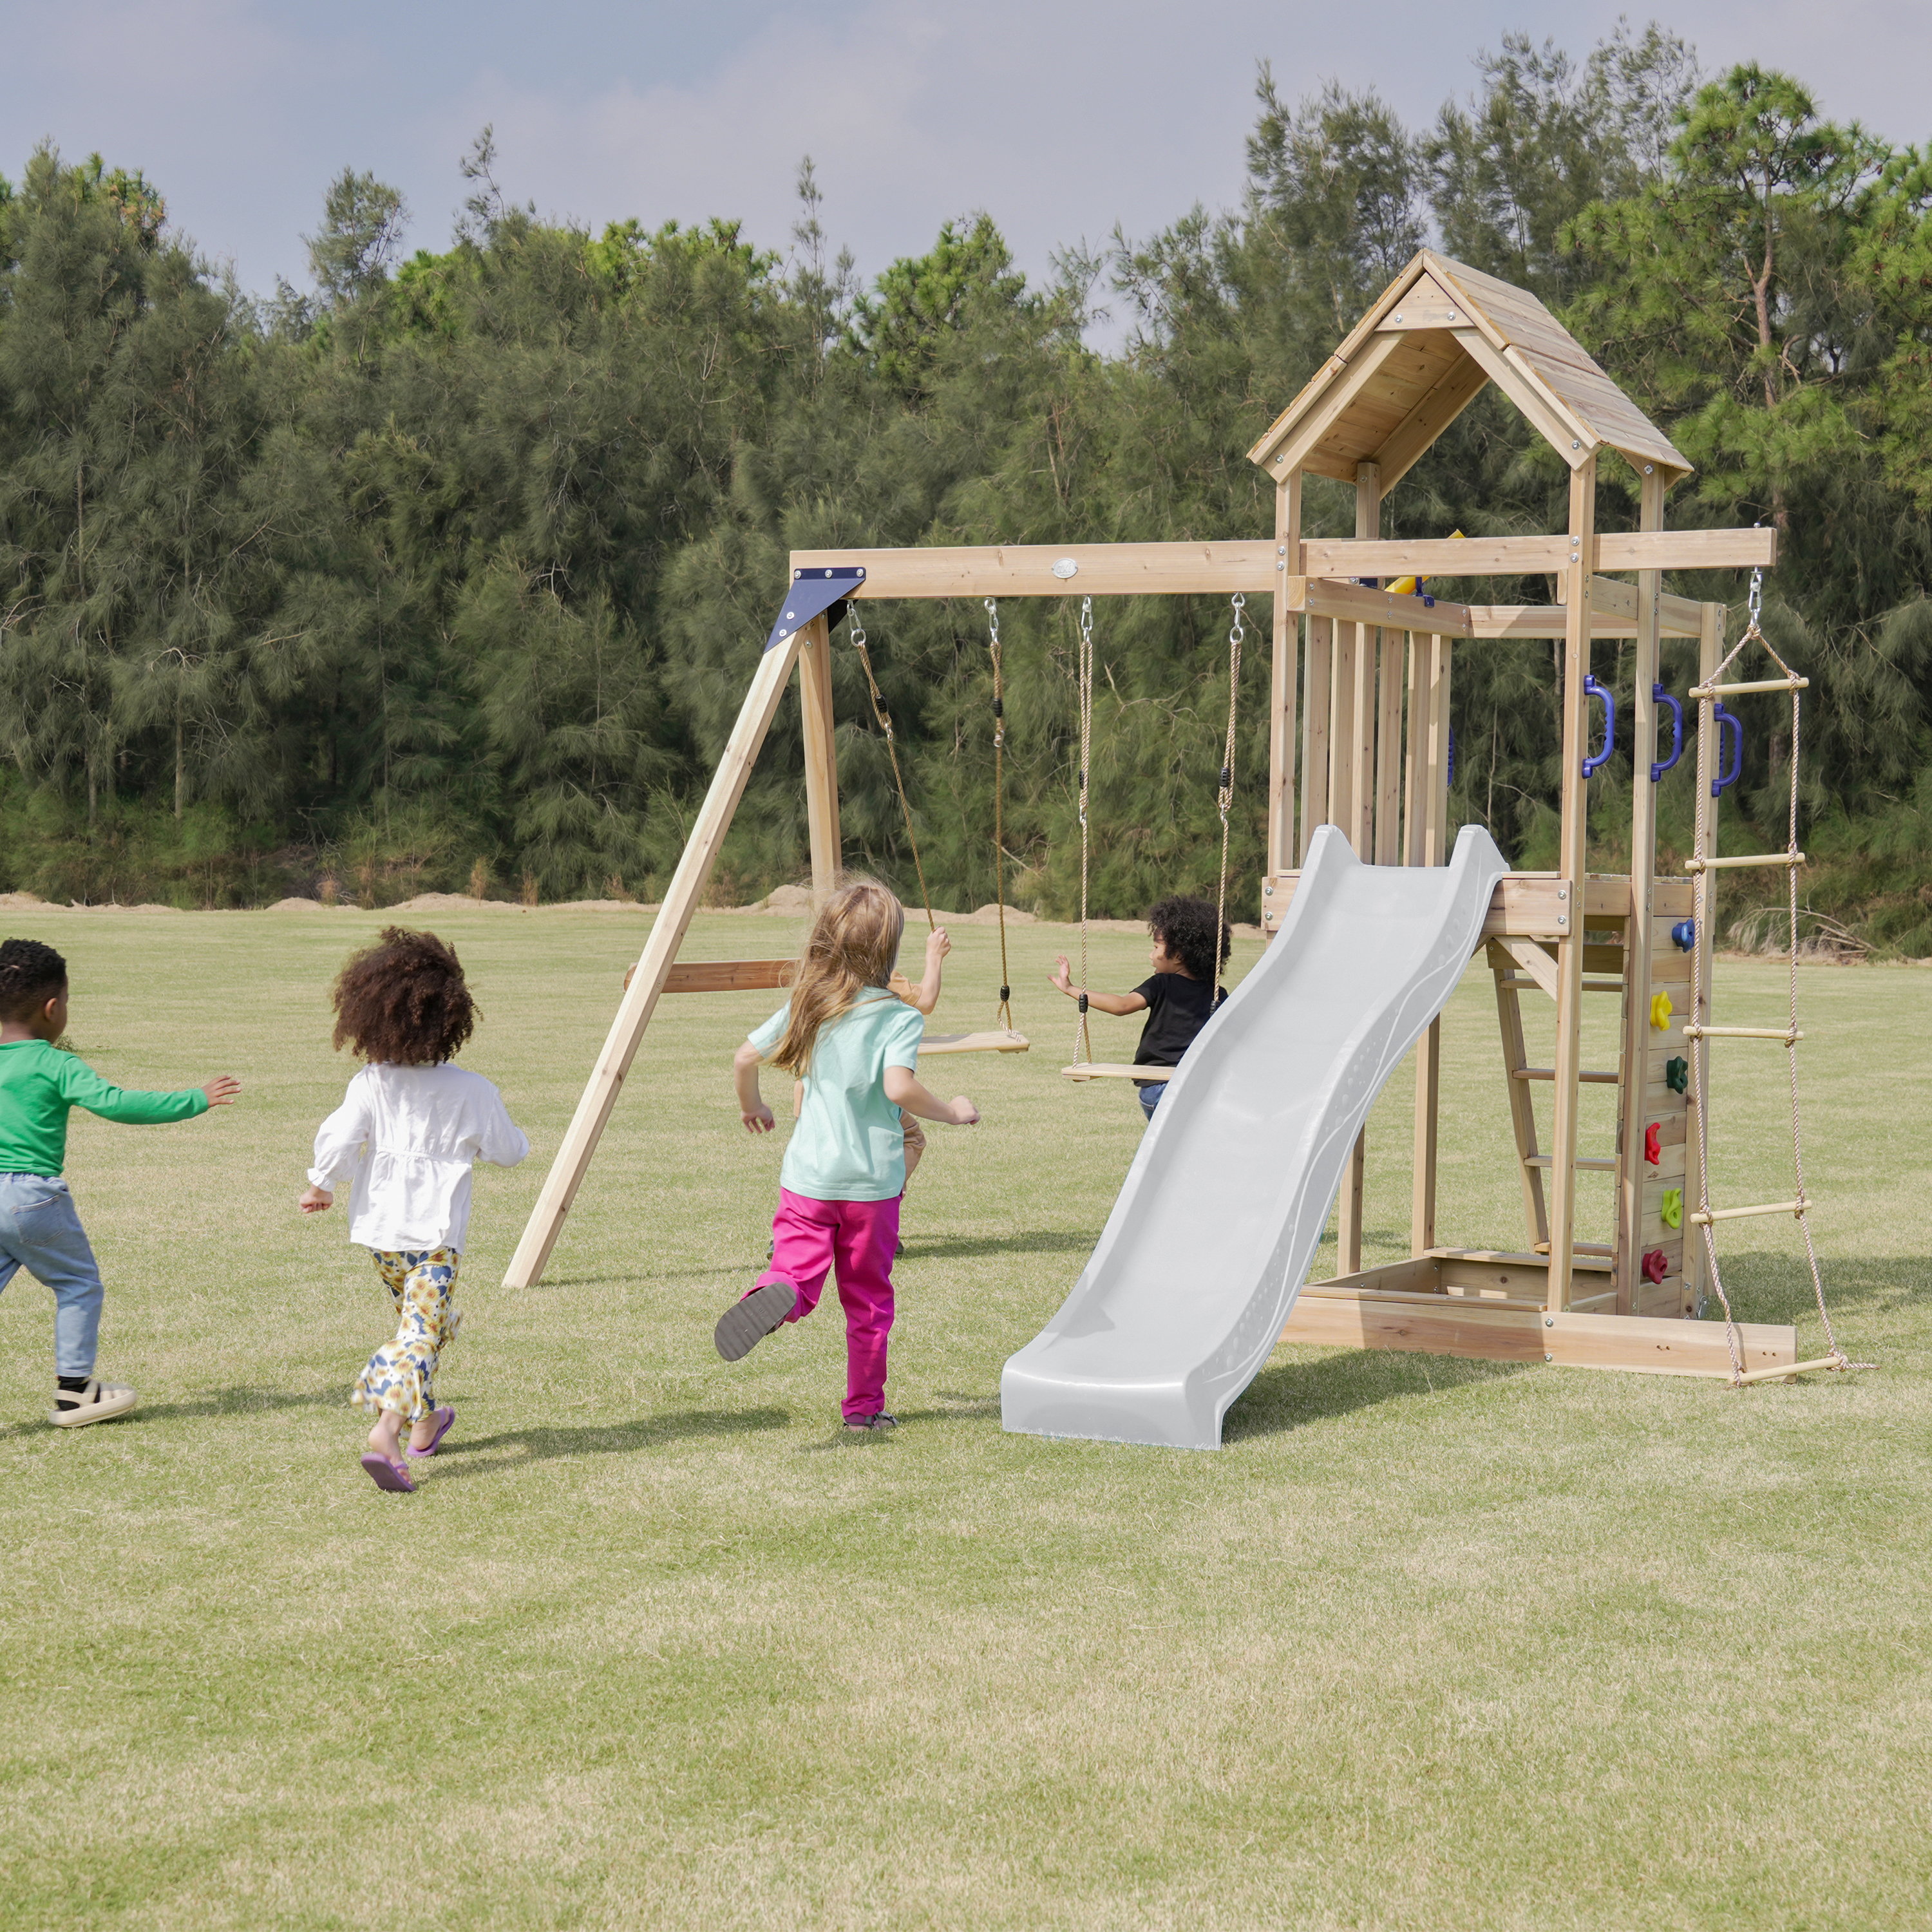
[502,633,805,1288]
[1546,456,1597,1312]
[1299,615,1332,864]
[1269,471,1303,879]
[1327,621,1356,856]
[1338,462,1380,1273]
[1685,600,1726,1314]
[1409,632,1448,1253]
[1374,627,1404,864]
[798,613,840,902]
[1613,470,1667,1314]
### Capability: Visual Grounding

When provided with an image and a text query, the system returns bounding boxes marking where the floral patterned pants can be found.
[352,1247,460,1422]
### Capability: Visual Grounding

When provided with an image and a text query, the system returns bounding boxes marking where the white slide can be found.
[1001,822,1510,1450]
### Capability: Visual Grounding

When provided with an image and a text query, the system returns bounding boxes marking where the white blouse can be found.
[308,1062,530,1254]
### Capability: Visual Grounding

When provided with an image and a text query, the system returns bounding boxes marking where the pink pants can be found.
[755,1188,900,1419]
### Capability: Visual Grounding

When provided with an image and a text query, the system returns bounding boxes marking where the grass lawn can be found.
[0,901,1926,1929]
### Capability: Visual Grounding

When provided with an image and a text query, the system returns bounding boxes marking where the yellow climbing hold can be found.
[1661,1188,1683,1229]
[1651,990,1674,1031]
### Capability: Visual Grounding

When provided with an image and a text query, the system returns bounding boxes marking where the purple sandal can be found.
[360,1451,416,1493]
[405,1406,456,1459]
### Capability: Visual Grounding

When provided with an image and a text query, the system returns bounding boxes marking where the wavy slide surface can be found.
[1001,823,1510,1450]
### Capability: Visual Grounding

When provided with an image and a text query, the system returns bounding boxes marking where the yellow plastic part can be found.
[1650,990,1674,1031]
[1661,1187,1683,1230]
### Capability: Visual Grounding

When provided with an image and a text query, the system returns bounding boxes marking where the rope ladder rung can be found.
[1523,1154,1618,1171]
[1511,1067,1621,1083]
[1683,851,1806,872]
[1732,1355,1843,1388]
[1691,1200,1806,1225]
[1682,1025,1803,1042]
[1690,677,1809,698]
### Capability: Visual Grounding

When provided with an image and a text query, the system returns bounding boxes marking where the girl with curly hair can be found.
[1047,895,1231,1121]
[299,928,529,1492]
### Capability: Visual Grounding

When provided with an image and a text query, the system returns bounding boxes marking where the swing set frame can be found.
[500,251,1821,1387]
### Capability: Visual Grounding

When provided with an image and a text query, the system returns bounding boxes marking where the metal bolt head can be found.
[1545,1351,1553,1363]
[1571,440,1580,450]
[1545,1316,1554,1328]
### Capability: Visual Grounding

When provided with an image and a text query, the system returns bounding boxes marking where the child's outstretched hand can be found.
[1047,954,1075,996]
[926,926,952,965]
[741,1101,777,1135]
[949,1095,980,1126]
[298,1185,332,1214]
[203,1075,241,1106]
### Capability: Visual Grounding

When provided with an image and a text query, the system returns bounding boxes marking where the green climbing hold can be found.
[1661,1188,1683,1230]
[1665,1056,1689,1094]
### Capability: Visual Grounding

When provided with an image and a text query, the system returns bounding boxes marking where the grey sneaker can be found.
[715,1280,798,1362]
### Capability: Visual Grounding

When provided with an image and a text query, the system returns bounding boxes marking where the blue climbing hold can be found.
[1671,919,1694,952]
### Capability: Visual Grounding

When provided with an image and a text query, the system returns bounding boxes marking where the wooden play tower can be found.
[504,250,1801,1381]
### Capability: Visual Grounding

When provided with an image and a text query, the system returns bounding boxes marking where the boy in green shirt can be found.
[0,938,238,1426]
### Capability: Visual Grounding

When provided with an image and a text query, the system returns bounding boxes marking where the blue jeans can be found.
[1137,1080,1168,1122]
[0,1174,104,1376]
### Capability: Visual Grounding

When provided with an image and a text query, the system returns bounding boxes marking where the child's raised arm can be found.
[1045,954,1149,1018]
[734,1039,777,1135]
[906,925,949,1016]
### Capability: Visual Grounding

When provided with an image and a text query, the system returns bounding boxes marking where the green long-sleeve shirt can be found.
[0,1038,208,1176]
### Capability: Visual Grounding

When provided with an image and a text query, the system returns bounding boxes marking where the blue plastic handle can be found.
[1671,919,1695,952]
[1582,673,1615,777]
[1650,683,1683,782]
[1711,702,1743,798]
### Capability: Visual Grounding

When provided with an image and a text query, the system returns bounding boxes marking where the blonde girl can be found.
[720,875,978,1430]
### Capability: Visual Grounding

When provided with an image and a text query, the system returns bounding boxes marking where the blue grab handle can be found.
[1651,684,1683,782]
[1582,673,1615,777]
[1712,702,1743,797]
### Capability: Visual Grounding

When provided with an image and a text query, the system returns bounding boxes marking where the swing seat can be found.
[1062,1063,1172,1082]
[920,1029,1030,1056]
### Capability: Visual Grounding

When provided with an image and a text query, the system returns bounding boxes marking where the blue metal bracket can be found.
[764,567,867,653]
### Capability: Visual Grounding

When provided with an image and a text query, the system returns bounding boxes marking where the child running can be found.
[0,938,238,1427]
[721,875,978,1432]
[1048,895,1231,1121]
[299,928,529,1493]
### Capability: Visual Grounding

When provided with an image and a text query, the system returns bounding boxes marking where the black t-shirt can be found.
[1131,972,1226,1080]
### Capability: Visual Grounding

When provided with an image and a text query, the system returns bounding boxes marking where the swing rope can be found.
[985,598,1014,1032]
[1687,565,1861,1385]
[847,610,934,931]
[1072,594,1095,1067]
[1214,593,1246,965]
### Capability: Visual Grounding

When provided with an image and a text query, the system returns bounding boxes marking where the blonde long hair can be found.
[769,873,905,1075]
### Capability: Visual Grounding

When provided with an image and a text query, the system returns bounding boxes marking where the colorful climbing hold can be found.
[1671,919,1695,951]
[1644,1122,1661,1165]
[1642,1249,1669,1285]
[1661,1187,1683,1230]
[1650,990,1674,1031]
[1665,1056,1689,1094]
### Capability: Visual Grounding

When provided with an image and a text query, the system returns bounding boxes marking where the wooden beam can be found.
[1408,632,1448,1256]
[1297,614,1332,870]
[1466,606,1701,640]
[1262,329,1414,481]
[1372,350,1491,491]
[1374,629,1403,864]
[1684,600,1727,1315]
[1338,462,1379,1277]
[1298,529,1777,580]
[1453,327,1598,464]
[1268,471,1302,878]
[662,958,795,994]
[1546,455,1597,1313]
[1615,467,1668,1315]
[788,541,1279,600]
[1277,1280,1797,1378]
[1586,575,1638,621]
[502,632,804,1288]
[1296,578,1475,636]
[797,613,840,902]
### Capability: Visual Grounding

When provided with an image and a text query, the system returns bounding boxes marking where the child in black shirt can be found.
[1048,895,1231,1120]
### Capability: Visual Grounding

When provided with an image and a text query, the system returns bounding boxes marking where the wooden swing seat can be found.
[1062,1063,1171,1082]
[922,1029,1030,1056]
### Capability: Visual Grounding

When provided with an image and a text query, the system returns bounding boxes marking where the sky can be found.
[7,0,1931,324]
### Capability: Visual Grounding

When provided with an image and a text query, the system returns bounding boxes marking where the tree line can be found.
[5,28,1932,951]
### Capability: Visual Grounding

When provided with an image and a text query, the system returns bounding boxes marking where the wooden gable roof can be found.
[1246,251,1690,489]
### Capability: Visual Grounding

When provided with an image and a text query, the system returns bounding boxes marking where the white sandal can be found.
[50,1378,138,1428]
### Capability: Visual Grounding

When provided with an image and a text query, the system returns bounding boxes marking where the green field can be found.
[0,902,1926,1929]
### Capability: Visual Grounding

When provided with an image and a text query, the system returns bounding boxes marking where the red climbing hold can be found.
[1642,1249,1669,1285]
[1644,1122,1661,1166]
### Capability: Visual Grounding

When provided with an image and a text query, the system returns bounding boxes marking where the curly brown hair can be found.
[330,928,477,1065]
[1148,895,1231,987]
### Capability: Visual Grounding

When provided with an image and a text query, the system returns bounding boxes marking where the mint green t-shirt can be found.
[748,991,925,1202]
